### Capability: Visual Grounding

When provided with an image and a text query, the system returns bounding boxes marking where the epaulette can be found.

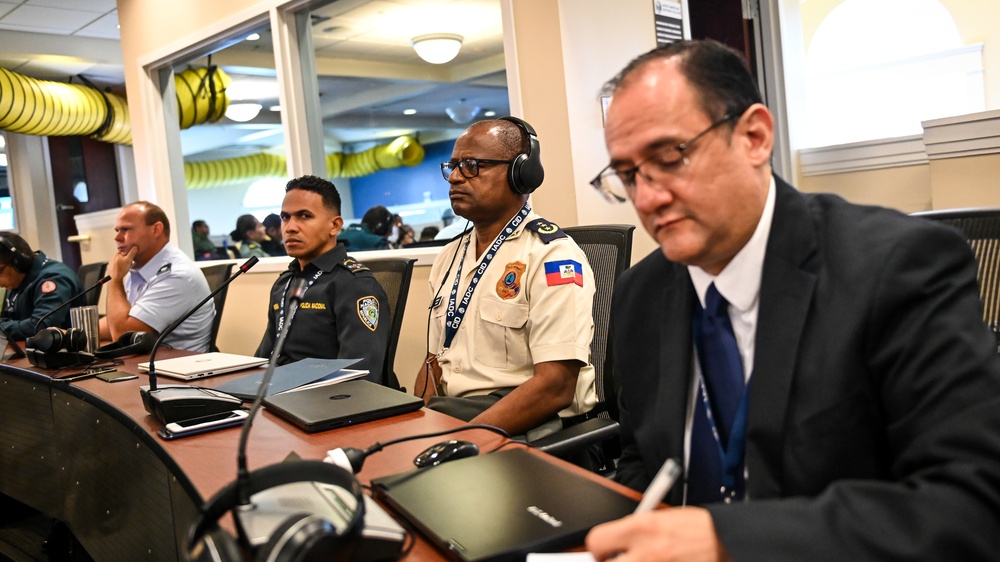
[524,218,568,244]
[340,257,370,273]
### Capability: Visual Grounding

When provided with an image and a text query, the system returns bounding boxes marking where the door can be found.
[48,136,122,272]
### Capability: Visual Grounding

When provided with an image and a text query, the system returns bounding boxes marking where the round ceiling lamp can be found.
[411,33,464,64]
[225,103,262,122]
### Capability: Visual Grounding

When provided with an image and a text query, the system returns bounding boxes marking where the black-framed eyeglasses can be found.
[589,112,740,203]
[440,158,514,181]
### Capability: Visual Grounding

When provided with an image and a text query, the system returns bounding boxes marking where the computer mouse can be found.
[413,439,480,468]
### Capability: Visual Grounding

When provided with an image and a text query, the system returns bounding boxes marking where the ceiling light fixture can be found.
[411,33,463,64]
[445,99,481,125]
[225,103,262,122]
[403,108,417,115]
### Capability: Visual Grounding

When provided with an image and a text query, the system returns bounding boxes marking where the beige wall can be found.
[798,164,933,214]
[929,153,1000,210]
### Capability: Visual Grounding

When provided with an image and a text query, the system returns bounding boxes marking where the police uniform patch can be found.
[342,258,370,273]
[40,280,57,294]
[496,261,526,300]
[357,296,379,331]
[273,303,280,310]
[525,218,568,244]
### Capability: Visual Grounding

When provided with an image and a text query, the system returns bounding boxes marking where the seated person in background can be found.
[584,40,1000,561]
[260,213,286,256]
[419,226,439,241]
[99,201,215,352]
[0,233,82,340]
[338,205,393,251]
[397,224,416,246]
[414,118,597,437]
[191,220,219,261]
[255,175,390,384]
[230,214,271,258]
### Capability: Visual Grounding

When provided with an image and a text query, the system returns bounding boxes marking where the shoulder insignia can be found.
[40,280,57,294]
[341,257,370,273]
[157,263,172,275]
[357,296,379,331]
[544,259,584,287]
[525,218,568,244]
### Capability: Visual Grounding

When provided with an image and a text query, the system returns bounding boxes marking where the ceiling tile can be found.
[1,5,100,33]
[75,10,119,39]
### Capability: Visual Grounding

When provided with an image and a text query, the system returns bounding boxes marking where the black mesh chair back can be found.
[363,258,416,389]
[76,262,108,308]
[563,225,635,421]
[914,208,1000,354]
[199,262,235,353]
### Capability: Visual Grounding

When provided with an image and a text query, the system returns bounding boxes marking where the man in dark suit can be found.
[585,40,1000,561]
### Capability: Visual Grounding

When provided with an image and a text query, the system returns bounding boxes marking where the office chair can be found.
[199,262,235,353]
[76,262,108,307]
[363,257,416,390]
[531,224,635,474]
[913,207,1000,354]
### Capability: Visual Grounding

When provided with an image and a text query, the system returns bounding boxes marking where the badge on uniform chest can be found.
[497,261,526,300]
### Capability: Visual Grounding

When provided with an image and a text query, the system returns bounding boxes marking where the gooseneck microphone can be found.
[140,257,259,424]
[236,276,309,507]
[33,275,111,334]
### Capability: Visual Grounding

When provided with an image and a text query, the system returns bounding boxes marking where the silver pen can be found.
[634,458,682,513]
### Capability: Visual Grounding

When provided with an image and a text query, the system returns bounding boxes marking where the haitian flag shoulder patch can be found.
[544,259,583,287]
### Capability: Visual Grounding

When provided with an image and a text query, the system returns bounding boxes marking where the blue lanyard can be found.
[442,202,531,350]
[276,269,323,334]
[697,377,749,499]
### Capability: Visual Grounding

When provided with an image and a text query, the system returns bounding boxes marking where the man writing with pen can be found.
[585,40,1000,561]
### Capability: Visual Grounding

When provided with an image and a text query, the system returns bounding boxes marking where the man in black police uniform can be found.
[0,232,82,340]
[255,175,390,384]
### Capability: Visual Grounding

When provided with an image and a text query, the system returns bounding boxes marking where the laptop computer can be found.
[137,352,268,380]
[0,324,26,361]
[372,448,638,562]
[213,357,363,401]
[262,379,422,432]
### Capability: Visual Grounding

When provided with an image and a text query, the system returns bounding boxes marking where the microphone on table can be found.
[140,257,258,424]
[32,275,111,333]
[25,275,111,370]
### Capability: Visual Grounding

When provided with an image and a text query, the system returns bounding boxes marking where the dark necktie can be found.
[688,282,746,505]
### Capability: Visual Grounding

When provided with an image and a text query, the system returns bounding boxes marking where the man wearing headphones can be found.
[414,118,597,437]
[0,233,82,340]
[337,205,394,251]
[255,175,390,384]
[99,201,215,352]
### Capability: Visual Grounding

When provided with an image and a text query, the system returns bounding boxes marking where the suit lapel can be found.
[746,178,819,498]
[659,263,696,505]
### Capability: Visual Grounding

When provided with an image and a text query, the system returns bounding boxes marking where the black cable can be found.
[337,423,512,474]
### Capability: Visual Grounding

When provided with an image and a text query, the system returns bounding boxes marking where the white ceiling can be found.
[0,0,509,157]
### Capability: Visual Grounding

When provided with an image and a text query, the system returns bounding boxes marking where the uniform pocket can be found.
[476,298,530,368]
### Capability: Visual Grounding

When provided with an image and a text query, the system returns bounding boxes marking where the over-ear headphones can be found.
[365,206,394,237]
[0,235,34,273]
[187,460,365,562]
[94,331,155,359]
[26,327,88,352]
[500,116,544,195]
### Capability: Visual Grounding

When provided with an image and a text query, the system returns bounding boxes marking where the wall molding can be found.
[799,135,927,176]
[922,109,1000,160]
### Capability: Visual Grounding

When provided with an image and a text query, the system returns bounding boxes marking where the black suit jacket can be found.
[612,178,1000,559]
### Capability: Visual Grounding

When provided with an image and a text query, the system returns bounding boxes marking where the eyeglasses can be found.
[440,158,514,181]
[589,112,740,203]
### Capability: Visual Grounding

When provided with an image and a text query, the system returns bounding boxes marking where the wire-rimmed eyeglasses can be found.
[440,158,514,181]
[589,112,740,203]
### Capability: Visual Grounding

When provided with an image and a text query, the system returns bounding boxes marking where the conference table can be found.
[0,350,637,561]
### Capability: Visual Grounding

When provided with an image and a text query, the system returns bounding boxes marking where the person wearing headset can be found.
[337,205,394,251]
[414,118,597,438]
[254,175,390,384]
[259,213,286,256]
[99,201,215,352]
[0,232,82,340]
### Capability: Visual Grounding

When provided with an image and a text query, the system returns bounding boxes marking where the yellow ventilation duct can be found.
[0,65,230,144]
[0,67,132,144]
[184,135,425,189]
